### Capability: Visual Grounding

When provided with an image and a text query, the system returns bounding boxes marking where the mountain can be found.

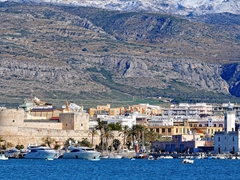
[1,2,240,108]
[2,0,240,16]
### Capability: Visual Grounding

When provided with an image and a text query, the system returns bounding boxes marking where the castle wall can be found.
[23,122,62,129]
[0,126,95,148]
[0,109,24,126]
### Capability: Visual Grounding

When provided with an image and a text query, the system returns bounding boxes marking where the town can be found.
[0,95,239,160]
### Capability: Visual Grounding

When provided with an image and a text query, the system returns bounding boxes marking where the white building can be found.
[214,104,240,154]
[99,113,137,128]
[148,116,173,126]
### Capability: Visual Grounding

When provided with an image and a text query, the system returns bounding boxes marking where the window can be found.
[168,128,171,133]
[176,128,178,133]
[156,128,159,133]
[219,124,223,127]
[199,124,202,127]
[218,137,220,142]
[162,128,165,133]
[214,124,216,127]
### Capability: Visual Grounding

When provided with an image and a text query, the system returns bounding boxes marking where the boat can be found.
[24,145,57,159]
[89,156,100,161]
[46,157,54,161]
[108,153,122,159]
[4,148,20,158]
[130,157,136,160]
[148,155,155,160]
[0,154,8,160]
[133,153,147,159]
[182,159,194,164]
[61,146,100,160]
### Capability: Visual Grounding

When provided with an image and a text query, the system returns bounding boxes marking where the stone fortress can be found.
[0,97,94,148]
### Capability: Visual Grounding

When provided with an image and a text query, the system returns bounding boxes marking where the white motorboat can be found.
[61,146,100,160]
[108,153,122,159]
[4,148,20,158]
[182,159,194,164]
[89,156,100,161]
[24,145,57,159]
[148,155,155,160]
[0,154,8,160]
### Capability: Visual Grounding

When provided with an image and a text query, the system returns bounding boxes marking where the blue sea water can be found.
[0,158,239,180]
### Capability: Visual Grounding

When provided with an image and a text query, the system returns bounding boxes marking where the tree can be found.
[96,118,107,150]
[64,137,76,147]
[89,128,98,148]
[15,144,24,150]
[42,136,55,148]
[145,129,158,145]
[108,122,122,131]
[104,126,114,151]
[112,139,121,150]
[119,125,129,148]
[79,138,91,147]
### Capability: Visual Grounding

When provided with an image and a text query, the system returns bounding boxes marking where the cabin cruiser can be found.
[4,148,20,158]
[61,145,100,160]
[24,145,57,159]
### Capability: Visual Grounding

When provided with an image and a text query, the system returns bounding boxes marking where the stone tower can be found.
[59,111,89,131]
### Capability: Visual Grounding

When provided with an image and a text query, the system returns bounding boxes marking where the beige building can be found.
[0,108,95,148]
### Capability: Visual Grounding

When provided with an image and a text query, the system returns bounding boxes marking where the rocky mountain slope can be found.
[3,0,240,16]
[0,2,240,107]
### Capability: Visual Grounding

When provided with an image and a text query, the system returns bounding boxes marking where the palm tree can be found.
[41,136,55,148]
[96,118,107,151]
[104,126,114,151]
[145,129,158,145]
[128,124,147,151]
[64,137,76,147]
[119,125,129,149]
[89,128,98,148]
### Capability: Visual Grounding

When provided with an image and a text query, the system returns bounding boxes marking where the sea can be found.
[0,158,239,180]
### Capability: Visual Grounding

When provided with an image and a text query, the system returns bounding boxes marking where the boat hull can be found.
[24,151,56,159]
[61,152,100,160]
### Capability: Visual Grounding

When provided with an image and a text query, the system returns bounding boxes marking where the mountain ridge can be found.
[2,0,240,16]
[1,2,240,107]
